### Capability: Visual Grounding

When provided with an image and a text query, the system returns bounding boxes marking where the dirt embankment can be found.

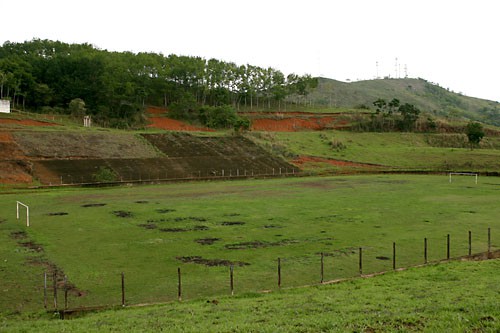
[0,132,33,184]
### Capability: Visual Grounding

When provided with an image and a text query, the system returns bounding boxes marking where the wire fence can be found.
[36,227,496,317]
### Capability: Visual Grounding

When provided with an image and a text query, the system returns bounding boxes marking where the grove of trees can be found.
[0,39,317,128]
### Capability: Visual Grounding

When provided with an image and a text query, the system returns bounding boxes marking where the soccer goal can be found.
[16,201,30,227]
[448,172,478,184]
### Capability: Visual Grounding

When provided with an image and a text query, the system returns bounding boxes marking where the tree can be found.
[398,103,420,131]
[465,121,485,150]
[68,98,86,117]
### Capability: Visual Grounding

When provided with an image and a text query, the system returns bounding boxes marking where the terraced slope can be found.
[10,132,295,185]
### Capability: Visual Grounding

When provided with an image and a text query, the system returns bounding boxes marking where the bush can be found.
[93,166,118,183]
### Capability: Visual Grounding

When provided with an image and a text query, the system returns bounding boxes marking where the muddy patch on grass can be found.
[221,221,245,226]
[138,223,158,230]
[10,230,28,239]
[27,257,87,297]
[81,203,107,208]
[195,238,220,245]
[156,208,176,213]
[160,226,209,232]
[176,256,250,267]
[0,218,6,224]
[47,212,69,216]
[20,241,44,252]
[376,256,391,260]
[264,224,283,229]
[135,200,149,204]
[223,213,241,217]
[173,216,207,222]
[113,210,133,218]
[225,239,298,250]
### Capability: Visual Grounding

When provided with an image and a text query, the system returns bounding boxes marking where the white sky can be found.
[1,0,499,102]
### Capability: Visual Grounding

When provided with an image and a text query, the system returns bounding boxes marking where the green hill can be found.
[308,77,500,126]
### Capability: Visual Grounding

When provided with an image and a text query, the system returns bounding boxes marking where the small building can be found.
[0,100,10,113]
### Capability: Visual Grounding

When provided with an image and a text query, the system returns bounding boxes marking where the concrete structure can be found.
[0,100,10,113]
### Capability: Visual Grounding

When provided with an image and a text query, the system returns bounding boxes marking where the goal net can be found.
[448,172,478,184]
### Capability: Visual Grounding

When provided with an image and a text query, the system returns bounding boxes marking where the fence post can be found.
[177,268,182,301]
[230,265,234,296]
[468,231,472,256]
[121,272,125,307]
[488,227,491,255]
[320,252,324,283]
[359,248,363,276]
[424,238,428,264]
[64,275,68,310]
[446,234,450,260]
[44,272,47,309]
[53,271,57,310]
[277,258,281,289]
[392,242,396,270]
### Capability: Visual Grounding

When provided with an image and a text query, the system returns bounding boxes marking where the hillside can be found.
[308,77,500,126]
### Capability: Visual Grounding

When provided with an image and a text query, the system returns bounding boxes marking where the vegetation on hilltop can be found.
[0,39,317,128]
[308,77,500,126]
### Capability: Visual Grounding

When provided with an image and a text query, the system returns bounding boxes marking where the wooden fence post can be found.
[424,238,428,264]
[53,271,58,310]
[230,265,234,296]
[468,231,472,256]
[447,234,450,260]
[320,252,324,283]
[121,272,125,307]
[64,275,68,310]
[392,242,396,270]
[44,272,47,309]
[277,258,281,289]
[359,248,363,276]
[488,227,491,255]
[178,267,182,301]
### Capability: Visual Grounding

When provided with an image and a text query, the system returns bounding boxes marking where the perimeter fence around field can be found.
[37,227,496,317]
[41,166,300,187]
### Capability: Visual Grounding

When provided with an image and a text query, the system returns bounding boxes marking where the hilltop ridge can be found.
[308,77,500,126]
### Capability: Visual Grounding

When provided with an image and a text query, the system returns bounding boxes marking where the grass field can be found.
[1,174,499,314]
[1,259,499,332]
[249,131,500,172]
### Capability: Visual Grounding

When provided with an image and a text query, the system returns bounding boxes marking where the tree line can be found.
[0,39,317,128]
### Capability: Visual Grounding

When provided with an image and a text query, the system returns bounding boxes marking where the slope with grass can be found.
[308,77,500,126]
[1,259,499,332]
[247,131,500,174]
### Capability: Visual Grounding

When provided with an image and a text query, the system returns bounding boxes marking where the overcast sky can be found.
[1,0,499,102]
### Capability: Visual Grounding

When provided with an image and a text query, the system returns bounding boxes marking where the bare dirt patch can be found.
[225,239,298,250]
[47,212,69,216]
[176,256,250,267]
[221,221,246,226]
[10,230,28,239]
[0,118,59,127]
[195,238,220,245]
[159,226,209,232]
[292,156,382,169]
[113,211,133,218]
[147,116,213,131]
[138,223,157,230]
[81,203,107,208]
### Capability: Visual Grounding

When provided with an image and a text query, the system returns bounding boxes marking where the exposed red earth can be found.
[292,156,382,170]
[0,118,58,126]
[0,132,33,184]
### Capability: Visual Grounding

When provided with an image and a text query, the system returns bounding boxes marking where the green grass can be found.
[1,259,499,332]
[1,175,499,313]
[251,131,500,172]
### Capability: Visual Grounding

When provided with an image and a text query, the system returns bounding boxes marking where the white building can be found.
[0,100,10,113]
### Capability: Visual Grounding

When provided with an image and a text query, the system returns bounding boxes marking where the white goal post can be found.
[449,172,478,184]
[16,201,30,227]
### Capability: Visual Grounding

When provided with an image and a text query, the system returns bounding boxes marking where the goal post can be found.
[448,172,478,184]
[16,201,30,227]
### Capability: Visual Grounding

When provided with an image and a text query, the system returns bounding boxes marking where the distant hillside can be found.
[308,77,500,126]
